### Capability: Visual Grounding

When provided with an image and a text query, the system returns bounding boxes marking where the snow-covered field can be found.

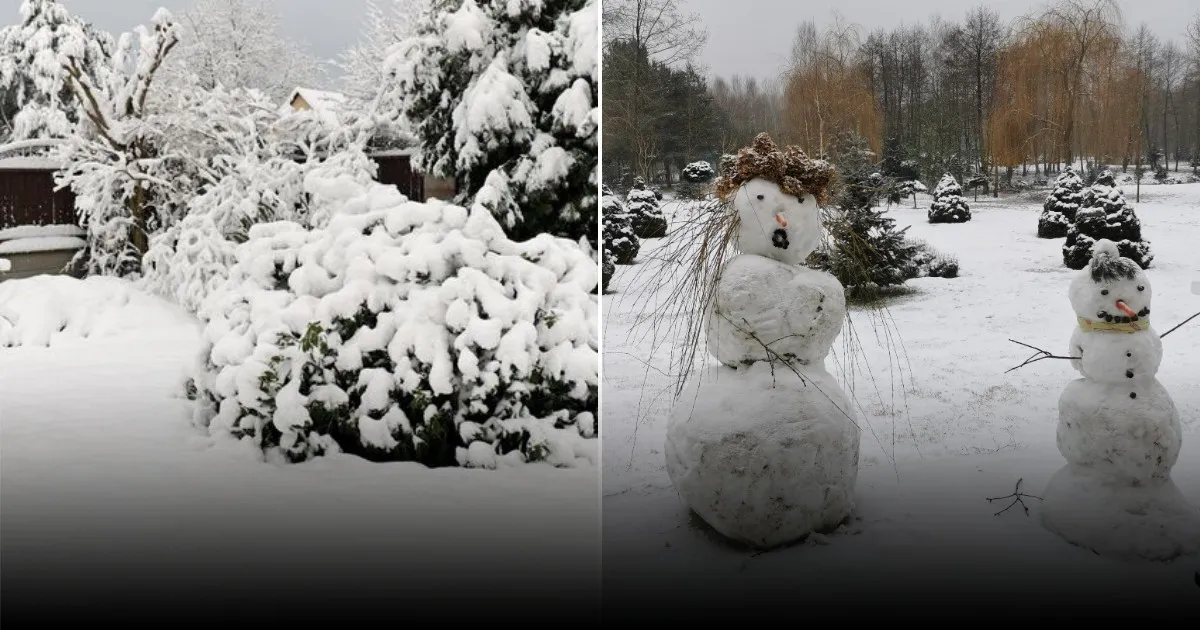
[1,277,599,611]
[602,184,1200,617]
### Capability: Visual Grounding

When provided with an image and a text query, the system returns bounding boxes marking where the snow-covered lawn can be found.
[602,183,1200,615]
[1,276,598,607]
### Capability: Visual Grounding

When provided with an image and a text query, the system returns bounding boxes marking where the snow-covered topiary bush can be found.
[188,175,598,469]
[626,182,667,238]
[909,240,960,279]
[602,186,638,265]
[1062,170,1152,270]
[1038,167,1084,238]
[927,173,971,223]
[681,161,715,183]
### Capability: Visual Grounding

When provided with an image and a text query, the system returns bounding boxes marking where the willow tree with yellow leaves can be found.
[782,16,882,158]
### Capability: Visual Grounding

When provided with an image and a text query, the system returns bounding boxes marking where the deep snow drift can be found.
[602,183,1200,616]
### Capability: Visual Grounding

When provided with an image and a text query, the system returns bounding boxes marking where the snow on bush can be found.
[625,183,667,239]
[0,0,114,140]
[927,173,971,223]
[1062,170,1152,270]
[140,85,377,315]
[188,175,598,469]
[0,275,193,347]
[681,161,715,183]
[0,257,10,272]
[384,0,598,243]
[602,186,638,265]
[1038,168,1084,239]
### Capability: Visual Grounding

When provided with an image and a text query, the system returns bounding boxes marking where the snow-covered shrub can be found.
[681,161,715,183]
[140,86,377,314]
[909,240,959,279]
[384,0,598,243]
[189,176,598,468]
[1038,167,1084,238]
[1063,171,1152,270]
[927,173,971,223]
[626,183,667,239]
[601,186,637,292]
[0,0,114,140]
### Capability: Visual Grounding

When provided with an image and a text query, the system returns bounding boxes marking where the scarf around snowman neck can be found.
[1077,316,1149,334]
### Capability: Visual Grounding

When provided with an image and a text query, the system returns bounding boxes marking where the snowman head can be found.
[713,133,835,265]
[1068,239,1152,324]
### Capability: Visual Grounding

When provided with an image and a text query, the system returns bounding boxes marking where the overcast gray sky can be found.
[684,0,1198,84]
[1,0,372,78]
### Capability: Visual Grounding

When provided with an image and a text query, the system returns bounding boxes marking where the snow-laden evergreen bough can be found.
[662,133,861,549]
[188,174,598,469]
[927,173,971,223]
[1062,170,1152,270]
[1038,167,1084,239]
[1039,240,1199,560]
[383,0,598,243]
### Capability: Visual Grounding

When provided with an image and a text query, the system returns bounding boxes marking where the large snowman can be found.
[664,133,861,549]
[1041,239,1200,560]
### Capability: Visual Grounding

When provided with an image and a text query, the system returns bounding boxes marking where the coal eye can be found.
[756,194,764,201]
[1137,285,1144,291]
[1100,289,1109,295]
[797,196,805,203]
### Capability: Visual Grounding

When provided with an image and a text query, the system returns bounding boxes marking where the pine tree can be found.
[927,173,972,223]
[0,0,113,141]
[1063,169,1153,269]
[809,132,919,297]
[1038,166,1084,238]
[602,185,639,265]
[384,0,597,243]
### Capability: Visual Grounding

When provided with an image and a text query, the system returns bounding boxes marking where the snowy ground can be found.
[1,277,599,615]
[602,184,1200,617]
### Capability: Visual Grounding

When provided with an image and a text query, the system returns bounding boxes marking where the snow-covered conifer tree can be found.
[383,0,598,243]
[927,173,972,223]
[1038,167,1084,238]
[1062,169,1153,270]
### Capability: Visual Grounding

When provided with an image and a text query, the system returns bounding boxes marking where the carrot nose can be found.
[1115,300,1137,317]
[775,214,787,228]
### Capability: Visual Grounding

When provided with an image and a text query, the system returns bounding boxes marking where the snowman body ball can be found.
[1041,240,1200,560]
[664,134,861,549]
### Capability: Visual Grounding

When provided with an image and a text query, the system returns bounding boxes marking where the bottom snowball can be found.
[1041,464,1200,561]
[664,361,861,549]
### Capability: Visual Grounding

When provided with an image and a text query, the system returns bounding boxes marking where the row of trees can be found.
[603,0,1200,190]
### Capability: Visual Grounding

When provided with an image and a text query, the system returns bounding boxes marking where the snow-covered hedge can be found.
[188,177,598,468]
[927,174,971,223]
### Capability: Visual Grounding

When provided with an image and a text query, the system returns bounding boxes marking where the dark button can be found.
[1126,370,1134,378]
[1130,392,1137,399]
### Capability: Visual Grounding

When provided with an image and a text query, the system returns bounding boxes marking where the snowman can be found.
[1040,239,1200,560]
[664,133,861,549]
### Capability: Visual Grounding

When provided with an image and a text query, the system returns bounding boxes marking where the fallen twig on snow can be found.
[986,477,1043,516]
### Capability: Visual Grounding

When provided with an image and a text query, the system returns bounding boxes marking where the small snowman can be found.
[664,133,861,549]
[1041,239,1200,560]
